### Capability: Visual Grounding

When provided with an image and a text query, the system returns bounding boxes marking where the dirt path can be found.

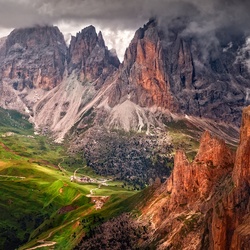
[0,174,25,179]
[25,240,56,250]
[58,157,68,172]
[25,215,82,250]
[88,187,98,195]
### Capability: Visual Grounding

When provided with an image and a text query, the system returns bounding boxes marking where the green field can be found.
[0,108,204,249]
[0,108,138,249]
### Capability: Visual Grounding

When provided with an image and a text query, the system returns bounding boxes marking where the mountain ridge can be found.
[0,19,248,143]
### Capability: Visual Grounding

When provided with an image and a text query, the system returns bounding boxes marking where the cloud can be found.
[0,0,249,60]
[0,0,249,31]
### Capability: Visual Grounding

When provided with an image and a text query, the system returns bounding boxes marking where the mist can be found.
[0,0,249,60]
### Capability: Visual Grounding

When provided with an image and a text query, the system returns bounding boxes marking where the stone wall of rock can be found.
[68,25,120,88]
[108,18,250,126]
[0,26,67,90]
[140,107,250,249]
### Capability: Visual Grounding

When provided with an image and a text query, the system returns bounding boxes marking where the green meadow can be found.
[0,108,138,249]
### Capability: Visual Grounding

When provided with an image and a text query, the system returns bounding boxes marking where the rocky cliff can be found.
[0,26,67,90]
[108,19,250,127]
[31,25,120,142]
[68,26,120,89]
[0,26,67,113]
[0,19,246,140]
[138,106,250,249]
[108,19,177,111]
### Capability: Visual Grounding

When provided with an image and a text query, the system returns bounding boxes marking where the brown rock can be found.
[140,128,245,249]
[108,18,250,127]
[195,131,235,168]
[0,26,67,90]
[168,131,235,208]
[67,26,120,88]
[108,19,177,111]
[139,106,250,249]
[233,106,250,188]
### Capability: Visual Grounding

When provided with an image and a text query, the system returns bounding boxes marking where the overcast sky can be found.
[0,0,249,60]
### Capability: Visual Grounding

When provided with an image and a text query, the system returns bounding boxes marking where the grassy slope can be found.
[0,107,33,135]
[165,120,201,161]
[0,109,210,249]
[0,109,137,250]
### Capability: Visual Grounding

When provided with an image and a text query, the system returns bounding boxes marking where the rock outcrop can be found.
[108,19,177,111]
[139,106,250,249]
[0,26,67,90]
[108,18,250,127]
[167,131,234,208]
[233,106,250,188]
[68,25,120,88]
[32,26,120,142]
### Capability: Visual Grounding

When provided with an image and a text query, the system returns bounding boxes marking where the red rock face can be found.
[108,19,177,110]
[141,107,250,249]
[168,131,235,209]
[196,131,235,169]
[109,18,250,127]
[233,106,250,188]
[0,26,67,90]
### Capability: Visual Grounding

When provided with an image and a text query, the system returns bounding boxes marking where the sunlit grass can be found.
[0,108,142,249]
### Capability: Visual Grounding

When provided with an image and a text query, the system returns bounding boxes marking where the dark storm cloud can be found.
[0,0,249,32]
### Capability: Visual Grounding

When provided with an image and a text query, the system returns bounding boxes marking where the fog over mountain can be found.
[0,0,249,60]
[0,0,249,30]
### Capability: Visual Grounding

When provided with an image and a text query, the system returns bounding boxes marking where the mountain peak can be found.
[80,25,96,35]
[1,25,67,90]
[67,24,119,84]
[97,31,105,47]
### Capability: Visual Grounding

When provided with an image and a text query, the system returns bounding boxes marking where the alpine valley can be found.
[0,16,250,250]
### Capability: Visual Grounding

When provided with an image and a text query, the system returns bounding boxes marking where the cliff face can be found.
[140,106,250,249]
[0,25,120,94]
[209,106,250,250]
[108,19,250,127]
[166,131,235,209]
[233,106,250,188]
[108,19,177,111]
[68,26,120,88]
[32,26,120,142]
[0,26,67,90]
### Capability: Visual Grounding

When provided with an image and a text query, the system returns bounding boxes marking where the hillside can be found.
[0,109,139,249]
[0,12,249,250]
[75,106,250,250]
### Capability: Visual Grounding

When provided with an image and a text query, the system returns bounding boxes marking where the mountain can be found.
[68,25,120,87]
[0,19,248,139]
[32,25,120,142]
[0,18,246,140]
[0,18,247,185]
[0,17,250,250]
[135,107,250,249]
[0,26,67,113]
[108,18,250,127]
[75,106,250,250]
